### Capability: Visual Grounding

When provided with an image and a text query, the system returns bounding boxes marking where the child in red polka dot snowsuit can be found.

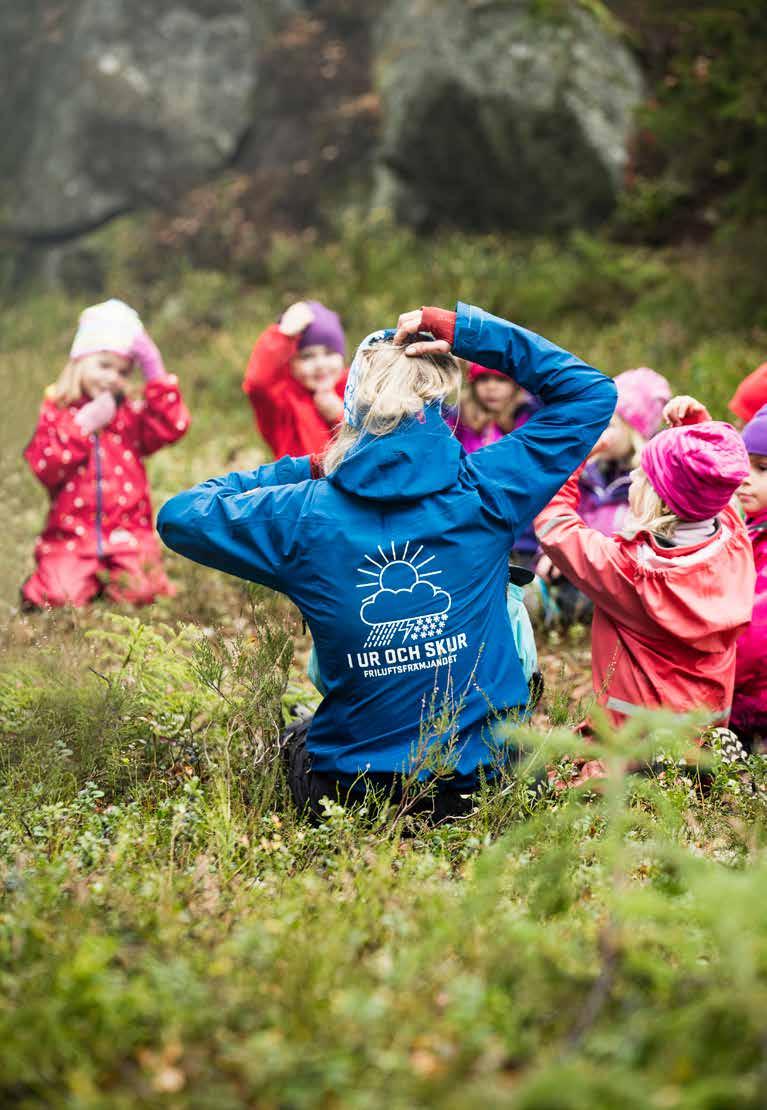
[22,299,190,608]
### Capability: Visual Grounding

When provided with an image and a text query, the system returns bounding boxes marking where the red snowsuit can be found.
[242,325,348,460]
[732,510,767,738]
[23,375,190,607]
[535,472,755,728]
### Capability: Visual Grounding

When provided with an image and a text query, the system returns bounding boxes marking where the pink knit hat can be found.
[468,362,508,382]
[615,367,671,440]
[641,421,749,521]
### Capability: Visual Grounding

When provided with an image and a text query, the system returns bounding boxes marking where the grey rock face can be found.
[9,0,255,237]
[374,0,643,231]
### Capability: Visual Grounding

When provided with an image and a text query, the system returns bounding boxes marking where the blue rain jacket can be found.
[158,304,616,786]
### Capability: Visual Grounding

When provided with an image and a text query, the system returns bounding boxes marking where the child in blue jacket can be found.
[158,302,616,815]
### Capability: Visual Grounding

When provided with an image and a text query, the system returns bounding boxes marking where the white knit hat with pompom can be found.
[70,299,143,360]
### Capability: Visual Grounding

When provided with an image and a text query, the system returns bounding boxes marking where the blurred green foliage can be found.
[611,0,767,237]
[2,613,767,1106]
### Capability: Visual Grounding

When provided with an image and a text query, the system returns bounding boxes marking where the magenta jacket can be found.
[444,395,538,452]
[578,459,632,537]
[732,510,767,735]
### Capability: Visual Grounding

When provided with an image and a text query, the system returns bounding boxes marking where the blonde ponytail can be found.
[623,468,680,540]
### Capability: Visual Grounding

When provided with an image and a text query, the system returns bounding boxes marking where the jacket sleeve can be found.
[23,400,93,491]
[730,362,767,423]
[156,455,312,592]
[136,374,191,456]
[735,608,763,692]
[454,302,617,535]
[534,471,645,625]
[242,325,298,405]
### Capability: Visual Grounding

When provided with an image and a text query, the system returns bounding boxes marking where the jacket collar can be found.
[747,509,767,534]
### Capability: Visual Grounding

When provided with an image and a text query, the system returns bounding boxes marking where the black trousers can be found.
[281,717,475,823]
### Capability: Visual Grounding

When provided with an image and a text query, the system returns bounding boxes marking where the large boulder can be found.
[5,0,257,238]
[373,0,643,231]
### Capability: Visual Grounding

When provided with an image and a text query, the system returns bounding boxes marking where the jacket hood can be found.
[330,403,463,502]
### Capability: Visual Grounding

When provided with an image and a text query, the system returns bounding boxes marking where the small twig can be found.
[565,923,618,1050]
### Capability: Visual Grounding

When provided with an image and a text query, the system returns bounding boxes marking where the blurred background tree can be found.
[611,0,767,240]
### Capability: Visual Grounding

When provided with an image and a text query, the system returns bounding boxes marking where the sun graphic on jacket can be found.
[356,542,452,647]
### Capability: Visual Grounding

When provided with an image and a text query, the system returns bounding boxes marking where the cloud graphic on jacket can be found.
[361,580,451,626]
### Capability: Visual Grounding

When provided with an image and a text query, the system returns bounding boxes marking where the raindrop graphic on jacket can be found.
[357,541,451,648]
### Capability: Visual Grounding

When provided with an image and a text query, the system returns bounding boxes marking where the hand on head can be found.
[393,309,450,357]
[279,301,315,338]
[663,395,710,427]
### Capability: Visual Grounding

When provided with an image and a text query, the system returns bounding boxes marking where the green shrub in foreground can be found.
[2,617,767,1106]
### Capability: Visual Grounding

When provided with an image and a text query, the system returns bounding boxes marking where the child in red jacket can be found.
[22,299,190,609]
[729,360,767,425]
[535,395,755,740]
[242,300,348,459]
[731,404,767,747]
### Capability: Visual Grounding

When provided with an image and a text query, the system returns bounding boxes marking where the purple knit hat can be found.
[641,421,750,521]
[298,301,345,358]
[615,367,671,440]
[742,403,767,457]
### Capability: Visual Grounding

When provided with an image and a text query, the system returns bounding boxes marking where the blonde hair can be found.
[48,352,134,407]
[617,416,646,470]
[48,359,89,406]
[323,342,462,474]
[622,468,680,540]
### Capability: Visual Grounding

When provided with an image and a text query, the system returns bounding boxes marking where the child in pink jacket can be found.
[536,367,671,624]
[731,404,767,747]
[535,395,755,734]
[23,299,190,608]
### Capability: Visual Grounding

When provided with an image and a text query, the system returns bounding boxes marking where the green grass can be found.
[2,217,767,1106]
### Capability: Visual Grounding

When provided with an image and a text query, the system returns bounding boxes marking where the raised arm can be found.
[242,303,315,405]
[730,361,767,424]
[242,325,298,403]
[128,332,191,456]
[403,303,617,534]
[534,470,647,628]
[156,455,313,592]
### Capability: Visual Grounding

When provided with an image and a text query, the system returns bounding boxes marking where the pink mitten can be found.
[130,330,166,382]
[75,391,117,435]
